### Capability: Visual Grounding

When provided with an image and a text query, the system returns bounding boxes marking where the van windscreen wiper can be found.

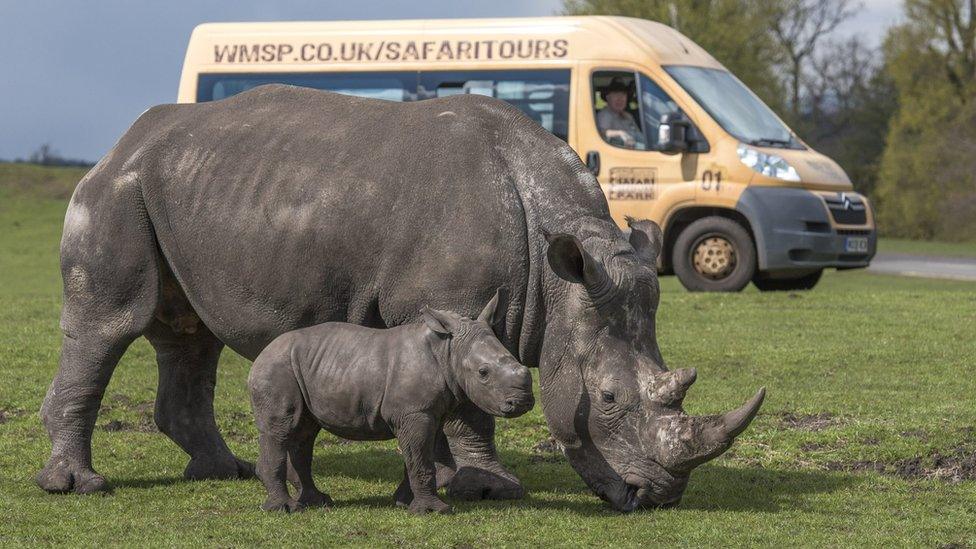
[748,137,793,147]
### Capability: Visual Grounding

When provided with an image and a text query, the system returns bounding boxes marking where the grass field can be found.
[879,238,976,258]
[1,163,975,547]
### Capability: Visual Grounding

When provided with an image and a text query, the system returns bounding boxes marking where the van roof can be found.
[184,16,724,70]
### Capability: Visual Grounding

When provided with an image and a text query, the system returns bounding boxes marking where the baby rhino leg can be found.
[396,413,451,515]
[248,353,306,512]
[287,416,332,509]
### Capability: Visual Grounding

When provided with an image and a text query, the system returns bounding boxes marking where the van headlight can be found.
[737,144,801,182]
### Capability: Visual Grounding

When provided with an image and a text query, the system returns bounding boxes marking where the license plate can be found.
[845,236,868,253]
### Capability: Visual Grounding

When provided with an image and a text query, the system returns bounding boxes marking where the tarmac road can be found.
[867,253,976,282]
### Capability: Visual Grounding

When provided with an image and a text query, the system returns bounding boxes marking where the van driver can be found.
[596,77,646,149]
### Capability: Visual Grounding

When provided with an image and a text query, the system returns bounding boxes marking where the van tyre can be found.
[672,216,756,292]
[753,270,823,291]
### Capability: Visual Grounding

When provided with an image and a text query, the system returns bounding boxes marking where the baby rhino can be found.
[248,291,534,514]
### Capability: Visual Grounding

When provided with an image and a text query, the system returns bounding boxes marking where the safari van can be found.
[177,16,876,292]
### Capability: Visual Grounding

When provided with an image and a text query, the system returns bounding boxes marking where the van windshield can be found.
[664,66,803,149]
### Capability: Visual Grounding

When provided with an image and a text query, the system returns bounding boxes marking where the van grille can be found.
[823,194,867,225]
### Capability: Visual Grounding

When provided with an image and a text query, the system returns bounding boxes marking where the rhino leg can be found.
[145,319,254,480]
[286,419,331,508]
[37,336,137,494]
[441,401,524,501]
[37,170,159,494]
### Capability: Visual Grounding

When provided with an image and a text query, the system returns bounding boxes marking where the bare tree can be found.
[904,0,976,102]
[771,0,860,121]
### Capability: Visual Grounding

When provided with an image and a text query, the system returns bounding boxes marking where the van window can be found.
[592,71,646,150]
[419,70,571,141]
[664,66,803,149]
[196,72,417,102]
[636,74,682,144]
[593,71,693,152]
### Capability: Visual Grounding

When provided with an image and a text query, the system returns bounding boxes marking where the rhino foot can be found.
[261,497,306,513]
[393,477,413,507]
[184,455,255,481]
[407,497,452,515]
[298,489,333,509]
[36,457,111,495]
[446,465,524,501]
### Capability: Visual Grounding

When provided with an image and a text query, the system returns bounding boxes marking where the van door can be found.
[576,65,706,228]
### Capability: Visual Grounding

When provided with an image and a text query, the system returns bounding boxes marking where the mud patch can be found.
[895,448,976,483]
[530,436,564,463]
[778,412,838,432]
[0,408,30,425]
[318,436,357,447]
[900,429,930,442]
[98,395,157,432]
[827,447,976,484]
[826,460,886,474]
[102,420,132,432]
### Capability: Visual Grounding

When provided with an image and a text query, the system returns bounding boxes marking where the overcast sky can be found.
[0,0,901,162]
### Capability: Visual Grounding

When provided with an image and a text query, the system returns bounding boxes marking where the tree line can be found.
[565,0,976,242]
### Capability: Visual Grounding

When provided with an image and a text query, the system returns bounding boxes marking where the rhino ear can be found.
[626,217,663,266]
[542,230,608,288]
[421,307,460,336]
[477,288,506,327]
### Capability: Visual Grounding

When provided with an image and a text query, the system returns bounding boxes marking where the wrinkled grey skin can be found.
[249,293,533,514]
[38,84,763,510]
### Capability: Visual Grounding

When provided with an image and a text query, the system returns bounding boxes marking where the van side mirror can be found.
[657,113,690,154]
[585,151,601,176]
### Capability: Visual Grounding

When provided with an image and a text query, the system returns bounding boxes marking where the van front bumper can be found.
[735,187,876,273]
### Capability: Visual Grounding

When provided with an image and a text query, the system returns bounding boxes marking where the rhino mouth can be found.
[607,473,686,512]
[621,483,682,511]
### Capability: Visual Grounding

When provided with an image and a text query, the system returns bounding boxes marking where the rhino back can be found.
[120,85,607,360]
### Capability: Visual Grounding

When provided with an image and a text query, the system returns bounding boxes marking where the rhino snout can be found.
[499,366,534,417]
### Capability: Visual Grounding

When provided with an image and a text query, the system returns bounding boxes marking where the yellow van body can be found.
[177,16,876,291]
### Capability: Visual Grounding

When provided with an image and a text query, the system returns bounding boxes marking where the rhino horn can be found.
[671,387,766,471]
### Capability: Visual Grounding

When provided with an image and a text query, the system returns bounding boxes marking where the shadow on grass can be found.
[678,464,859,513]
[110,475,186,490]
[312,446,857,515]
[107,445,857,515]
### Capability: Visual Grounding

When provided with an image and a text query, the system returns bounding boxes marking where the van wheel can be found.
[754,270,823,291]
[672,216,756,292]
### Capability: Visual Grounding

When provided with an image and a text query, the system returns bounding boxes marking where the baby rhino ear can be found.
[421,306,460,336]
[477,288,506,326]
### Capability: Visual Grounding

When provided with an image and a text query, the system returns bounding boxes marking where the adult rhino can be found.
[39,84,764,510]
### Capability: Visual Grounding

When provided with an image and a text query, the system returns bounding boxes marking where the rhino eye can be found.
[601,391,615,403]
[478,366,490,379]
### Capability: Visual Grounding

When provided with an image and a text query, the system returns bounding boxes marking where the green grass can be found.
[879,237,976,258]
[2,163,976,547]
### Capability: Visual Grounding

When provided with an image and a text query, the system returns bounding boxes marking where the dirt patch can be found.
[530,437,564,463]
[0,408,30,425]
[900,429,930,442]
[800,442,827,452]
[102,420,132,432]
[778,412,838,432]
[99,418,157,433]
[895,448,976,483]
[319,436,357,447]
[827,447,976,484]
[826,460,886,474]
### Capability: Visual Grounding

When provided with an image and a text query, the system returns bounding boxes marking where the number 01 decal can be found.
[701,170,722,191]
